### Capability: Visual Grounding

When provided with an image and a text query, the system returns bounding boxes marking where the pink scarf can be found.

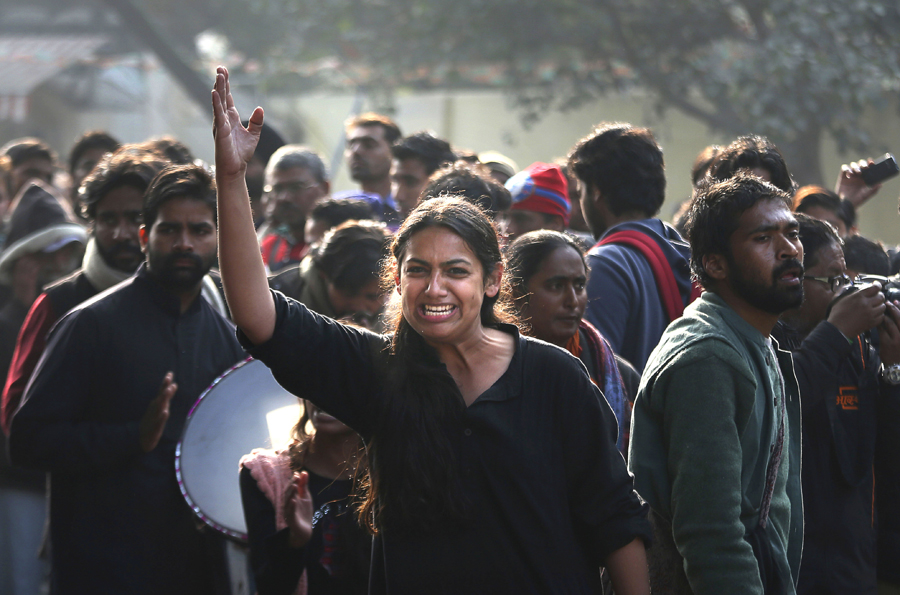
[240,449,308,595]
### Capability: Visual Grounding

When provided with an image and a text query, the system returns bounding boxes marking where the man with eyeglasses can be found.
[774,214,900,595]
[259,145,330,272]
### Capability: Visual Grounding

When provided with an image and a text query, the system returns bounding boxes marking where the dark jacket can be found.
[9,264,246,595]
[877,363,900,584]
[1,271,98,490]
[0,297,36,489]
[2,269,97,436]
[631,292,803,595]
[773,320,898,594]
[584,218,692,372]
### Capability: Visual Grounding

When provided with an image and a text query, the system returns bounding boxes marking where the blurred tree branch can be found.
[129,0,900,184]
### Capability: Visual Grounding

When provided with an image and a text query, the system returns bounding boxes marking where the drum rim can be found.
[175,356,254,542]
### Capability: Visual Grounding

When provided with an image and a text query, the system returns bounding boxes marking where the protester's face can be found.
[141,196,217,292]
[42,243,83,285]
[520,246,587,347]
[93,185,144,273]
[71,148,109,193]
[500,209,559,243]
[345,125,392,184]
[12,242,84,307]
[392,158,430,220]
[303,400,353,437]
[28,244,83,288]
[797,242,845,333]
[265,166,327,228]
[723,199,804,315]
[327,278,386,320]
[397,226,500,348]
[9,157,54,197]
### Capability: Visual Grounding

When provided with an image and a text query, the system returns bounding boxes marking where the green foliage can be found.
[176,0,900,180]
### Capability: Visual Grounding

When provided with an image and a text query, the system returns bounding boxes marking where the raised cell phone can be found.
[861,153,899,186]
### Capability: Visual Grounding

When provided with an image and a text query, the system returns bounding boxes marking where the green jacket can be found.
[629,292,803,595]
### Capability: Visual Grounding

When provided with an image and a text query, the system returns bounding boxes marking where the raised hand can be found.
[211,66,264,180]
[139,372,177,452]
[835,157,881,209]
[284,471,314,548]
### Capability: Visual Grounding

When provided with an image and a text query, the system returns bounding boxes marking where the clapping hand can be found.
[284,471,314,548]
[139,372,177,453]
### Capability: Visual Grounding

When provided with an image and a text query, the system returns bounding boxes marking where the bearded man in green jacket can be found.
[629,174,804,595]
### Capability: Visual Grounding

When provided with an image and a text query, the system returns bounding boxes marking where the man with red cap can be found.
[501,162,570,243]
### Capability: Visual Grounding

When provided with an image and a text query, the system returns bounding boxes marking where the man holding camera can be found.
[774,214,900,595]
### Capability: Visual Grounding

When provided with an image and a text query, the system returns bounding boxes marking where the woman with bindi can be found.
[212,66,651,594]
[506,230,640,456]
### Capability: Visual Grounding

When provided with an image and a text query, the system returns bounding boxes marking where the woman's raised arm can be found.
[211,66,276,344]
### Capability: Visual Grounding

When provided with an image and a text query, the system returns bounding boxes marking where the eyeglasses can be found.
[803,273,854,292]
[263,181,319,195]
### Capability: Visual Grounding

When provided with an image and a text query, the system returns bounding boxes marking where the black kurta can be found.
[9,263,246,595]
[243,290,650,594]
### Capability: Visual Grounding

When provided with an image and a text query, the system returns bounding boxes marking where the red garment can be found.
[1,293,55,434]
[261,234,309,272]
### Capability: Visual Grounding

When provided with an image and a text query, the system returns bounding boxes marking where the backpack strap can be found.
[596,230,699,322]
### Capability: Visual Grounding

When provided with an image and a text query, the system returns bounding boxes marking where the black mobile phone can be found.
[861,153,900,186]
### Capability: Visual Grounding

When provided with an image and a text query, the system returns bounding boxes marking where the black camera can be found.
[860,154,900,187]
[852,274,900,303]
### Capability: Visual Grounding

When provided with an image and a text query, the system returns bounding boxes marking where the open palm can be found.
[211,66,263,179]
[285,471,314,547]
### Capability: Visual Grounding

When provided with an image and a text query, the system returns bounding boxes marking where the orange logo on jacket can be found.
[836,386,859,410]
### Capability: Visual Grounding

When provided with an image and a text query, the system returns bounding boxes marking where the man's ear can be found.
[587,185,602,208]
[703,253,728,282]
[139,226,148,253]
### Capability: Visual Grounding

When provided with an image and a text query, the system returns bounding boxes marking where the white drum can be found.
[176,358,301,541]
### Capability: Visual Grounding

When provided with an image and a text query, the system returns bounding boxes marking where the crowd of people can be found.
[0,63,897,595]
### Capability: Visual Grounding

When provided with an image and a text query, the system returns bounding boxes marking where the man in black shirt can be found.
[9,165,246,595]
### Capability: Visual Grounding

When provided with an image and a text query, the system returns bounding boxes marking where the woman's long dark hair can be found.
[356,196,516,535]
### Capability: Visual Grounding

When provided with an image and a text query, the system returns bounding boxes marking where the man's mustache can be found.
[162,251,204,269]
[773,259,804,281]
[107,242,143,259]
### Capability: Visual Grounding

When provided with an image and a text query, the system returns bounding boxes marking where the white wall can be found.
[13,63,900,244]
